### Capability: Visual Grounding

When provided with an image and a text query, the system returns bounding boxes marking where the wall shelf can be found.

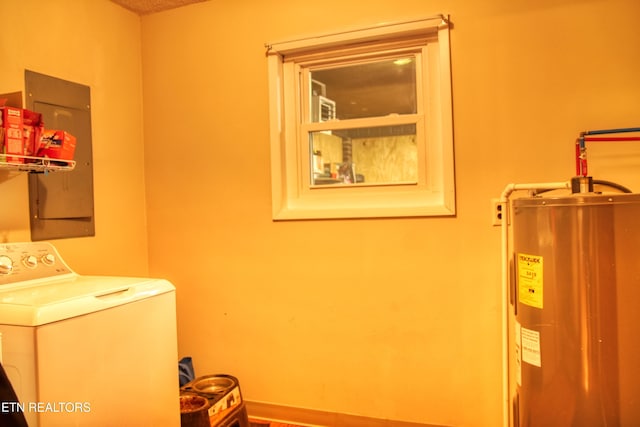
[0,155,76,173]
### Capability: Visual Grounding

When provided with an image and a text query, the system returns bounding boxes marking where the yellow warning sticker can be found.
[517,253,543,309]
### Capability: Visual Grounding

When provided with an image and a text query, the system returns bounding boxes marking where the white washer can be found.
[0,242,180,427]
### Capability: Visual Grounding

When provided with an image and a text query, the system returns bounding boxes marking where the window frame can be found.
[266,16,454,220]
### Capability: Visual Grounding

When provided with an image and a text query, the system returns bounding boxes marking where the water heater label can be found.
[520,326,542,367]
[517,253,543,309]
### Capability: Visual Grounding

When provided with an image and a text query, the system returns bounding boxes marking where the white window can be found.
[266,15,454,220]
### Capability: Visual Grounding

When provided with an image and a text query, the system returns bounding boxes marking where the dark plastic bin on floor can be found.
[180,374,249,427]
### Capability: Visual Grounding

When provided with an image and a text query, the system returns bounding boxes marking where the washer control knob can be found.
[23,255,38,269]
[0,255,13,275]
[41,253,56,266]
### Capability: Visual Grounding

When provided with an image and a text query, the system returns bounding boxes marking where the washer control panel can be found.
[0,242,73,286]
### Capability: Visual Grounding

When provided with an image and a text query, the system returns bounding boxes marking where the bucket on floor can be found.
[181,374,249,427]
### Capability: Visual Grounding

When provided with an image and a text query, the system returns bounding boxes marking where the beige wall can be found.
[1,0,639,426]
[0,0,149,276]
[141,0,640,425]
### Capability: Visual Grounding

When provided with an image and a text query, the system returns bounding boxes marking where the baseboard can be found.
[244,401,449,427]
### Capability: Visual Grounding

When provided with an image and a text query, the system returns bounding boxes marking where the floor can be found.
[249,417,314,427]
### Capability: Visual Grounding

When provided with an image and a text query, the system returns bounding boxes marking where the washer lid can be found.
[0,275,175,326]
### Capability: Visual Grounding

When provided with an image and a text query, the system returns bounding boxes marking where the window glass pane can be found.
[310,58,417,122]
[310,125,417,185]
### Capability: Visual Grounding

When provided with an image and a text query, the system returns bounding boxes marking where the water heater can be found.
[510,193,640,426]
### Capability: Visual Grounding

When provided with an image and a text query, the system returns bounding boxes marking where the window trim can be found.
[266,16,454,220]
